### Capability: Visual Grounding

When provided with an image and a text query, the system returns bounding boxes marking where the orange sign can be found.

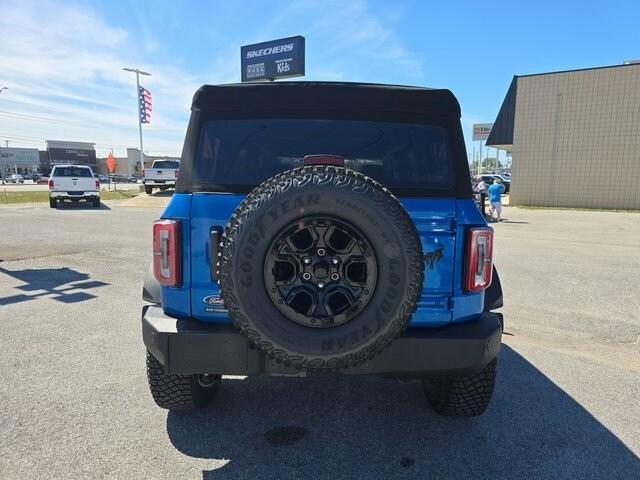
[106,153,117,173]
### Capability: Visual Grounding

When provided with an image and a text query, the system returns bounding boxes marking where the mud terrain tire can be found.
[422,358,497,417]
[219,165,423,371]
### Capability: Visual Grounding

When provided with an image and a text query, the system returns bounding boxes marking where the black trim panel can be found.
[142,305,502,378]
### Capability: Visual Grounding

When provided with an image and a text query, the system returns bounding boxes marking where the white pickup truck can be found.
[49,165,100,208]
[143,159,180,194]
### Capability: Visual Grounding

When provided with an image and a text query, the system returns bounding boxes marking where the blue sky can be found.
[1,0,639,157]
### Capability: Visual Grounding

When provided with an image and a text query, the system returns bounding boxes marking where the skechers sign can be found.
[241,35,305,82]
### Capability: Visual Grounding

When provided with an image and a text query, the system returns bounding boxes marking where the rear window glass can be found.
[52,167,93,177]
[153,161,180,169]
[194,119,454,190]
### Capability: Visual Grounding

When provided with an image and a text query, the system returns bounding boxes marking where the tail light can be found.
[464,227,494,292]
[153,220,181,286]
[303,154,345,167]
[95,180,100,189]
[48,179,54,189]
[175,169,179,178]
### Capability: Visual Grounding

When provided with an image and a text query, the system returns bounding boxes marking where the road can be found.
[0,200,638,479]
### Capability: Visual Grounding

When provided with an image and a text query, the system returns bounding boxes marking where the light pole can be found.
[0,86,8,94]
[122,68,151,176]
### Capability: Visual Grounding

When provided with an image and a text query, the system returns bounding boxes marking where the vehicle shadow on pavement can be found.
[56,202,112,210]
[166,345,640,479]
[0,266,109,305]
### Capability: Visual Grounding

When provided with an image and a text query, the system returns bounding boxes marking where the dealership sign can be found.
[241,35,305,82]
[472,123,494,141]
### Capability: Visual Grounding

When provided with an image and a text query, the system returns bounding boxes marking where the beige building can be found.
[487,63,640,209]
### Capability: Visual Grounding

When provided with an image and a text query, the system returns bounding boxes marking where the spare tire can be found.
[219,165,423,370]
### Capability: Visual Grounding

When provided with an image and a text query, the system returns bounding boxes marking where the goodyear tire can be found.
[422,358,497,417]
[146,351,220,411]
[219,165,423,371]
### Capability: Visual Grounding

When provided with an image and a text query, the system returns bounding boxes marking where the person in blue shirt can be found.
[488,179,506,222]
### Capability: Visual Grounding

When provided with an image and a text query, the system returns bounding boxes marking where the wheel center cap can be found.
[313,261,329,279]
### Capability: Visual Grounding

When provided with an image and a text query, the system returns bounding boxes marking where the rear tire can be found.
[49,197,56,209]
[146,351,220,411]
[422,358,497,417]
[145,186,153,195]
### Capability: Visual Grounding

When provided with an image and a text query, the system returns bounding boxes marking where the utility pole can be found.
[122,68,151,176]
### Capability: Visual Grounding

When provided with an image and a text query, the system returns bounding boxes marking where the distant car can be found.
[143,159,180,194]
[36,177,49,184]
[6,174,25,183]
[28,174,42,182]
[98,175,109,183]
[49,165,100,208]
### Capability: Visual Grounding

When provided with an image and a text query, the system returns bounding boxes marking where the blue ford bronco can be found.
[142,82,503,417]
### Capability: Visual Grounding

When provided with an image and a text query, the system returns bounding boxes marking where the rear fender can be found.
[483,266,503,311]
[142,262,161,304]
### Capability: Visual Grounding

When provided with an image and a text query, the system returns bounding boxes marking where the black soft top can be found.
[191,82,461,118]
[177,81,471,198]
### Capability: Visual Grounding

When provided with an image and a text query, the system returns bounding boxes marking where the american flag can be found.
[138,85,152,124]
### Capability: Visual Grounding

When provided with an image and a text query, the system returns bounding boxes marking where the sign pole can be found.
[135,71,145,177]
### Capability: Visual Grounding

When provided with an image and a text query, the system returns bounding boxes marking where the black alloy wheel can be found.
[264,216,377,328]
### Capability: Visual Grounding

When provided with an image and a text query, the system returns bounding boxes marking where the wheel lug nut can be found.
[302,272,312,280]
[330,273,339,281]
[317,248,326,256]
[331,257,339,265]
[317,281,325,289]
[303,257,311,265]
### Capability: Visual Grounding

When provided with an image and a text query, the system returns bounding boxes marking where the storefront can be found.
[0,147,41,178]
[45,140,97,171]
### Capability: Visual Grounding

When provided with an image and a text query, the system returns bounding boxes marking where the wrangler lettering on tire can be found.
[219,165,424,371]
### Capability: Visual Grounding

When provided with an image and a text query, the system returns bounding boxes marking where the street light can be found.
[122,68,151,176]
[0,86,8,94]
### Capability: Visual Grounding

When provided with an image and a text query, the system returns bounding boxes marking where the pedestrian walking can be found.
[473,176,488,217]
[488,178,506,222]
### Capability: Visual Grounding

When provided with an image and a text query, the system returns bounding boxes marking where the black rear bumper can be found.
[142,305,502,378]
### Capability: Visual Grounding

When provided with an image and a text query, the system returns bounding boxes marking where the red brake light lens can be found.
[464,227,494,292]
[175,169,179,178]
[48,179,54,189]
[303,155,345,167]
[153,220,181,286]
[95,180,100,189]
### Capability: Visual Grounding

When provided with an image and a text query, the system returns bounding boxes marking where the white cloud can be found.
[0,0,208,157]
[0,0,425,157]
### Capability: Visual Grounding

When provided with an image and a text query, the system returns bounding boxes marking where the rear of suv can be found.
[142,82,503,417]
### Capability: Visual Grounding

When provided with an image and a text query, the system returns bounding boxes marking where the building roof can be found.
[516,62,640,79]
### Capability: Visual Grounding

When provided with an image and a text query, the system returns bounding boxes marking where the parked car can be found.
[482,174,510,193]
[141,82,503,417]
[36,176,49,184]
[98,175,109,183]
[6,174,24,183]
[143,159,179,194]
[49,165,100,208]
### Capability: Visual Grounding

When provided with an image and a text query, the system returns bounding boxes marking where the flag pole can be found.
[122,67,151,177]
[136,71,144,176]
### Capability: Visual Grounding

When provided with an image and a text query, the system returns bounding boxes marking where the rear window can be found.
[193,119,454,191]
[52,166,93,177]
[153,161,180,169]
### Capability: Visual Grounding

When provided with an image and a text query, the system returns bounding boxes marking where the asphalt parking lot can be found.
[0,200,638,479]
